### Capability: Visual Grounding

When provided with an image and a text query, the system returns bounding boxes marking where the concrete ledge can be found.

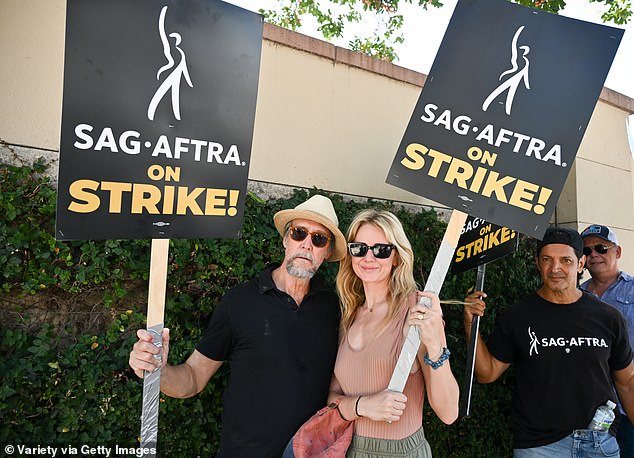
[600,87,634,113]
[247,179,452,222]
[264,23,425,87]
[0,143,58,184]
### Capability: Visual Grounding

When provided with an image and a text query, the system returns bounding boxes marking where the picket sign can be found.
[388,210,468,392]
[139,239,170,457]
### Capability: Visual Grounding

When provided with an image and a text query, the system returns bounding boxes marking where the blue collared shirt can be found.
[581,271,634,414]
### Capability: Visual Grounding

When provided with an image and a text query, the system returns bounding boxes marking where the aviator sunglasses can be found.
[347,242,395,259]
[288,226,331,248]
[583,244,613,256]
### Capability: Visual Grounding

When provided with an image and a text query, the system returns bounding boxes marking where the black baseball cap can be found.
[536,227,583,256]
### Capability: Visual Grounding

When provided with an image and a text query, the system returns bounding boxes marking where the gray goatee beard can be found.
[286,252,317,279]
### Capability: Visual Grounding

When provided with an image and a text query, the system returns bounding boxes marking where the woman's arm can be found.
[328,374,408,423]
[409,292,460,424]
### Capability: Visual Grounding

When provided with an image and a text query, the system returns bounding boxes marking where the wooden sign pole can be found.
[388,210,467,392]
[139,239,169,457]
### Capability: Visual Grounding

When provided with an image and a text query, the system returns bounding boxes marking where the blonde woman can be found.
[330,209,459,457]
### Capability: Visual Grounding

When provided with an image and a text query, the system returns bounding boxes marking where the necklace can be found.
[364,300,387,313]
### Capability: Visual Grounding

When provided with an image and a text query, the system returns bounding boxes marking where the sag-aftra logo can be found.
[528,326,609,356]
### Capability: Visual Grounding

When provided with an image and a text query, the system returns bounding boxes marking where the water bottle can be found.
[587,400,617,431]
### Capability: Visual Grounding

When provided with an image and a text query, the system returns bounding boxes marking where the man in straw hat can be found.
[129,194,347,457]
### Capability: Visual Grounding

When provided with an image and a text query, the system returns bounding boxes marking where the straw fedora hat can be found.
[273,195,347,262]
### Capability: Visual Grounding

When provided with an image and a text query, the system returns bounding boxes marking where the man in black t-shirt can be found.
[464,227,634,457]
[129,195,347,457]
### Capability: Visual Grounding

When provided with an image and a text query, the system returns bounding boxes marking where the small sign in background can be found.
[451,215,518,274]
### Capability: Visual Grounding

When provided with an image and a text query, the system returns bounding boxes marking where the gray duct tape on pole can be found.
[140,324,163,454]
[388,210,467,393]
[139,239,169,458]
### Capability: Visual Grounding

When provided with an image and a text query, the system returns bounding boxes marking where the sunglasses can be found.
[583,244,613,256]
[288,226,331,248]
[347,242,395,259]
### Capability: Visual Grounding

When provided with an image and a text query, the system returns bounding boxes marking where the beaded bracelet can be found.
[424,347,451,369]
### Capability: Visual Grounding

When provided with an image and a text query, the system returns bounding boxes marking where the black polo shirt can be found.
[196,264,340,457]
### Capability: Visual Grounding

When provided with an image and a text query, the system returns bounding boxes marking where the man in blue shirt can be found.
[581,224,634,456]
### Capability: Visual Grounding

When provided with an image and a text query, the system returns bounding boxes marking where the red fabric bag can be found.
[293,400,354,458]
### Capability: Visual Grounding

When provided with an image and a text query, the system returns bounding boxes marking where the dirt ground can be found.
[0,280,148,341]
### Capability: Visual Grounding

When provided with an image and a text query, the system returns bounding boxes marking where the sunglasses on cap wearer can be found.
[347,242,396,259]
[288,226,331,248]
[583,244,614,256]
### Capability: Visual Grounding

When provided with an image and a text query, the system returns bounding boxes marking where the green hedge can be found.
[0,160,541,456]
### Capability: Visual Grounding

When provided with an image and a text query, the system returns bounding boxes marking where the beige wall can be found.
[0,0,65,150]
[2,0,634,272]
[574,102,634,276]
[251,38,436,206]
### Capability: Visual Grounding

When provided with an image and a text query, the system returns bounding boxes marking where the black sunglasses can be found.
[288,226,331,248]
[583,244,613,256]
[347,242,395,259]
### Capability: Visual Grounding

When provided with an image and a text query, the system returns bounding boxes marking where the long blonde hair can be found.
[336,209,417,331]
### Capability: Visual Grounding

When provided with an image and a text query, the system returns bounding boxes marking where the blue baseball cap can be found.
[580,225,619,245]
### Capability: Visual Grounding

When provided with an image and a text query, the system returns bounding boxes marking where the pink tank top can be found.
[333,294,425,439]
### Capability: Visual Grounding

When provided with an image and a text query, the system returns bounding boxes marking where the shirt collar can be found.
[258,263,278,294]
[580,271,633,292]
[257,263,329,295]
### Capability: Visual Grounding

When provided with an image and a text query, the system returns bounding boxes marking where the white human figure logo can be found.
[528,326,539,356]
[147,6,193,121]
[482,26,530,115]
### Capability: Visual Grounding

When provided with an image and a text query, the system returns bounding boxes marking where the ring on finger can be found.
[417,313,424,320]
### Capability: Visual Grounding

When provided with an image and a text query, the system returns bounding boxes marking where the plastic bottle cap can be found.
[607,400,616,409]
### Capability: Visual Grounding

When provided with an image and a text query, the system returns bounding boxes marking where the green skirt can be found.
[346,426,432,458]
